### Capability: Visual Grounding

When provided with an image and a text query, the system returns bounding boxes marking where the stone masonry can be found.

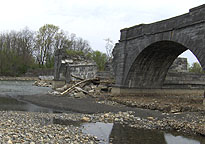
[112,4,205,89]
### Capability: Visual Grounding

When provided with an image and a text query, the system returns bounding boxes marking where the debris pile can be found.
[33,76,53,87]
[51,76,113,98]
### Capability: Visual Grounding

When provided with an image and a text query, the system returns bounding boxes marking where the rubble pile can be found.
[33,76,53,87]
[51,76,113,98]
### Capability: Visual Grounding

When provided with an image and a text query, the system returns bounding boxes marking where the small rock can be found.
[104,113,109,118]
[147,117,154,120]
[7,140,13,144]
[81,116,90,122]
[75,92,86,98]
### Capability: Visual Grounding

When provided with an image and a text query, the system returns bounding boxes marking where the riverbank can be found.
[18,93,205,137]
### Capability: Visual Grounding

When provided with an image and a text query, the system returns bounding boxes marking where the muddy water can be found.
[0,81,204,143]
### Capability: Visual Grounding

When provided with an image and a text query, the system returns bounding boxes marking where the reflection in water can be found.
[81,122,204,144]
[82,122,113,143]
[110,123,166,144]
[164,133,200,144]
[0,96,53,113]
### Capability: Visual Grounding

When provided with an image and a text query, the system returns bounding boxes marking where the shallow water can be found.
[0,80,56,113]
[82,122,205,144]
[0,80,51,97]
[0,96,55,113]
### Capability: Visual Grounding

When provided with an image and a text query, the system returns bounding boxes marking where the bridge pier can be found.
[111,87,204,97]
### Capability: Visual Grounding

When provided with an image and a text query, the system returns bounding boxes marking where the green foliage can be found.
[0,49,36,76]
[66,49,84,57]
[188,62,204,73]
[91,51,107,71]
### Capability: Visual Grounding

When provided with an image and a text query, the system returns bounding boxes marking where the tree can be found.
[189,62,204,73]
[34,24,92,68]
[0,28,36,76]
[35,24,60,67]
[92,51,107,71]
[0,24,93,75]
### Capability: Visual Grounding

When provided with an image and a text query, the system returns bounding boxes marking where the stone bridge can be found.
[112,4,205,94]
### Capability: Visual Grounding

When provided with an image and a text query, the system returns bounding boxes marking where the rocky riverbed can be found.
[0,109,204,143]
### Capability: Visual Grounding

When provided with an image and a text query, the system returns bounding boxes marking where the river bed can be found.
[0,80,204,143]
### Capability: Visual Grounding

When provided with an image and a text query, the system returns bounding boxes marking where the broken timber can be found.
[60,78,99,95]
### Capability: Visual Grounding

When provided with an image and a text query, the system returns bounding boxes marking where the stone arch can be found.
[123,39,204,89]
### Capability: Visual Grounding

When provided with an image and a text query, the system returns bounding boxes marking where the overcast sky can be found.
[0,0,204,64]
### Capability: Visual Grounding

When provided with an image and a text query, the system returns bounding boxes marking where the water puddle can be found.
[82,122,113,143]
[81,122,205,144]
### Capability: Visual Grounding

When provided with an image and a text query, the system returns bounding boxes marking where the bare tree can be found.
[104,38,114,59]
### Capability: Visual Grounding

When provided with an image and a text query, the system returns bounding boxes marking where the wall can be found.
[164,72,205,89]
[69,63,97,81]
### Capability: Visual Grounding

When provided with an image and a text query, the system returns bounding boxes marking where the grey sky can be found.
[0,0,204,64]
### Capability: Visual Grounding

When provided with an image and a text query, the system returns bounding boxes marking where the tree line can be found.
[0,24,108,76]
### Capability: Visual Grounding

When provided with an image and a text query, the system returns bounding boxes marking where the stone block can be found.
[52,80,66,89]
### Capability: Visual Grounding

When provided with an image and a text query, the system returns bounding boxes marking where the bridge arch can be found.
[124,40,190,88]
[112,4,205,89]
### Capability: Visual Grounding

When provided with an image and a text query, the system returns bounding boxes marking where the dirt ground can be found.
[108,94,205,113]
